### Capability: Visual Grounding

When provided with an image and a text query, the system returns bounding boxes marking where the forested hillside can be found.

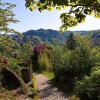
[11,29,100,45]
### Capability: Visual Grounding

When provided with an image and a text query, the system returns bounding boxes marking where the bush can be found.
[51,46,64,80]
[75,66,100,100]
[38,53,51,71]
[52,35,99,89]
[8,59,22,76]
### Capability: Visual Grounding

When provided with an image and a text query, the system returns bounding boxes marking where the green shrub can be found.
[38,53,51,71]
[8,59,22,76]
[75,66,100,100]
[51,46,64,80]
[52,35,99,90]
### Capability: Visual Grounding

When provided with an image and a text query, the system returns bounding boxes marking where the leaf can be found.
[56,7,61,11]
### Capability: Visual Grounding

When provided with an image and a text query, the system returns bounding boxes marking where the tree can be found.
[25,0,100,31]
[0,35,19,57]
[66,33,76,50]
[31,46,39,71]
[0,3,19,34]
[17,41,33,63]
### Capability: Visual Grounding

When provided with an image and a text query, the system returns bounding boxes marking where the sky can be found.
[1,0,100,33]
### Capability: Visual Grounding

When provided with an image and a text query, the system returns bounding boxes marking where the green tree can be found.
[66,33,76,50]
[0,35,19,58]
[51,45,64,80]
[31,46,40,71]
[25,0,100,31]
[0,3,19,34]
[51,35,97,88]
[17,42,33,63]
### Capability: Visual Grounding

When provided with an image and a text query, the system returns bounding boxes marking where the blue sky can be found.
[2,0,100,33]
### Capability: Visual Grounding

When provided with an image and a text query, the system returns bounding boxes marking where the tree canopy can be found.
[25,0,100,31]
[0,3,19,34]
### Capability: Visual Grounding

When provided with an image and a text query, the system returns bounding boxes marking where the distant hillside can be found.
[90,30,100,46]
[11,29,100,45]
[22,29,72,43]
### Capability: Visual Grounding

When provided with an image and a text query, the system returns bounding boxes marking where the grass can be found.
[32,75,40,100]
[41,71,54,80]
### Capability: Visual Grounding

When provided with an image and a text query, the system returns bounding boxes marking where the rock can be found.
[27,91,34,98]
[21,67,32,83]
[17,87,24,94]
[1,69,20,89]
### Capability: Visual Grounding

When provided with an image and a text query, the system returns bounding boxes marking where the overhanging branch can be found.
[66,4,100,7]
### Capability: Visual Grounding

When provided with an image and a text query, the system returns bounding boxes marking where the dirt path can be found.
[34,73,69,100]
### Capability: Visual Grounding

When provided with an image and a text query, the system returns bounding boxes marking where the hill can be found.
[11,29,100,45]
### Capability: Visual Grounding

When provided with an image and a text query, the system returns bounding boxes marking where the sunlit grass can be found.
[41,71,54,80]
[32,75,40,100]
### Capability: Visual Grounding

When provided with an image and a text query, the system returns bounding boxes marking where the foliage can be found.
[0,35,19,58]
[22,29,60,43]
[38,53,51,71]
[0,2,24,81]
[51,45,64,79]
[75,66,100,100]
[90,30,100,46]
[49,34,100,99]
[0,2,33,94]
[16,42,33,62]
[13,29,100,46]
[74,35,94,77]
[0,3,19,34]
[41,71,54,80]
[51,34,99,89]
[66,32,76,50]
[0,35,33,91]
[0,34,33,65]
[31,46,39,71]
[7,59,22,76]
[31,42,53,72]
[25,0,100,31]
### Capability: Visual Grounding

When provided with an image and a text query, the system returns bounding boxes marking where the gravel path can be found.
[35,73,69,100]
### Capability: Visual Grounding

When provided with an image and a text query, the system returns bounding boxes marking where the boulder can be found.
[1,67,29,94]
[21,67,32,83]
